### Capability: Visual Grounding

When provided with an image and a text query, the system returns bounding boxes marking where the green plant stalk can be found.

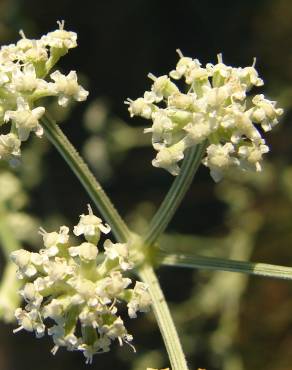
[41,114,131,242]
[159,252,292,280]
[143,141,207,247]
[138,263,189,370]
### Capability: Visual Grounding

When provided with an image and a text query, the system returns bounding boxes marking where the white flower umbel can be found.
[126,51,283,181]
[11,205,151,364]
[0,21,88,163]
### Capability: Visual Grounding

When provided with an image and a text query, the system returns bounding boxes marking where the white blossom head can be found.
[0,21,88,163]
[126,51,283,181]
[11,207,151,363]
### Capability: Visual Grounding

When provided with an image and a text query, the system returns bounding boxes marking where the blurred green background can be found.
[0,0,292,370]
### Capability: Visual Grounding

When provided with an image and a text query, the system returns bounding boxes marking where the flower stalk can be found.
[138,263,189,370]
[143,141,207,247]
[159,252,292,280]
[41,113,131,243]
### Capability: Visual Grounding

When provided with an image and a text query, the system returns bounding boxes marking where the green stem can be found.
[138,263,189,370]
[159,252,292,280]
[143,141,207,247]
[41,114,131,242]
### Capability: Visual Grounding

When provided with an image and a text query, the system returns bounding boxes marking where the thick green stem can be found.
[41,114,131,242]
[159,252,292,280]
[143,141,207,247]
[138,263,189,370]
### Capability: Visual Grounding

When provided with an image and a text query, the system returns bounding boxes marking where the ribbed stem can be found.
[143,141,207,246]
[41,114,131,242]
[138,263,189,370]
[159,252,292,280]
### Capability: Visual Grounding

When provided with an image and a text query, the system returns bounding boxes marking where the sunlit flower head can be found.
[126,51,283,181]
[11,206,151,363]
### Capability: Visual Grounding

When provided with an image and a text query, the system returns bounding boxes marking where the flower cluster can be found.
[126,51,283,181]
[11,205,151,364]
[0,21,88,162]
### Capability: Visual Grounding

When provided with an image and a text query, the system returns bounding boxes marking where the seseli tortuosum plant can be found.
[0,20,290,369]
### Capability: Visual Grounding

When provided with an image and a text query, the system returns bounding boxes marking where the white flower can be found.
[69,242,98,261]
[69,278,98,305]
[48,325,79,354]
[145,109,174,150]
[152,140,186,176]
[126,97,154,119]
[17,32,48,63]
[9,63,44,93]
[74,204,110,243]
[100,316,131,345]
[0,133,21,159]
[238,64,264,88]
[168,92,196,110]
[43,257,74,282]
[50,70,88,107]
[205,86,229,107]
[25,42,48,63]
[39,225,69,257]
[238,141,269,171]
[78,336,111,364]
[4,97,45,141]
[203,143,239,182]
[185,63,209,85]
[20,282,43,308]
[17,31,35,51]
[127,282,151,319]
[14,308,45,338]
[170,49,201,80]
[184,116,211,145]
[41,20,77,50]
[33,276,52,292]
[42,299,64,322]
[104,239,132,271]
[252,94,283,131]
[96,271,131,298]
[149,74,179,102]
[10,249,47,279]
[206,58,232,82]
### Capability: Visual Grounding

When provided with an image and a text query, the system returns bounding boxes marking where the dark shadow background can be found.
[0,1,292,370]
